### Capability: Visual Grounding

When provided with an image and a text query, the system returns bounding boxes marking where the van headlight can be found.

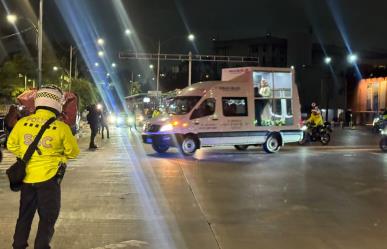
[160,123,173,132]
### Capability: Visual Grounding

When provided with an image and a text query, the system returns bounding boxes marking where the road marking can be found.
[91,240,149,249]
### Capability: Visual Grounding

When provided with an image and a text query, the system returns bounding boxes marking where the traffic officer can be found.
[7,85,80,249]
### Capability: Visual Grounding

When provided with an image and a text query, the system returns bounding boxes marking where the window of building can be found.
[222,97,248,116]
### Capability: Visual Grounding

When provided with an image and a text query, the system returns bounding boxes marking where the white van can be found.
[142,67,303,155]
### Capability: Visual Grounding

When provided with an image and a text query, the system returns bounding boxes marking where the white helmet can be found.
[35,85,64,114]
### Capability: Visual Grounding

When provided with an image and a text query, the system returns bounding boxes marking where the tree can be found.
[70,78,101,111]
[128,81,142,96]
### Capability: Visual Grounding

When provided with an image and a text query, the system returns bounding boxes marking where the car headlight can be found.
[301,125,308,131]
[108,115,116,123]
[160,123,173,132]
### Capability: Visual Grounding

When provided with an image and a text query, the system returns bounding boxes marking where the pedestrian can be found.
[7,85,80,249]
[99,109,110,139]
[87,104,99,149]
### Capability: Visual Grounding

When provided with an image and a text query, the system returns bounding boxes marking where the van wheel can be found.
[152,142,170,153]
[263,134,281,153]
[180,135,199,155]
[234,145,248,151]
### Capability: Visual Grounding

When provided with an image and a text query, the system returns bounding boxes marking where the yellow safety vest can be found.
[7,109,80,183]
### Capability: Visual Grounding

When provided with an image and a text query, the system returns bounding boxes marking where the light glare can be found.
[7,14,18,24]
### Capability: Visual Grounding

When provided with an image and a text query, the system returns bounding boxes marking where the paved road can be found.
[1,127,386,249]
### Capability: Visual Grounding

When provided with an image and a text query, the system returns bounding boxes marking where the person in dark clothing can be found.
[99,110,109,139]
[4,105,20,134]
[87,104,100,149]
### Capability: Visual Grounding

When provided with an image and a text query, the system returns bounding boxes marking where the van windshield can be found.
[167,96,202,115]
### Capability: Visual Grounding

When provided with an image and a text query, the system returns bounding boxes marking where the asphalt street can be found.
[0,126,386,249]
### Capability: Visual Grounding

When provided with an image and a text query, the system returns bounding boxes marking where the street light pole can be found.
[69,45,73,91]
[188,51,192,86]
[156,40,161,94]
[37,0,44,89]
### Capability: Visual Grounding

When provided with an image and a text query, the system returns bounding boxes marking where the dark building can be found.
[213,35,287,67]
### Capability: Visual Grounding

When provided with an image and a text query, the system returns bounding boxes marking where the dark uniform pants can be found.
[13,177,61,249]
[90,125,98,147]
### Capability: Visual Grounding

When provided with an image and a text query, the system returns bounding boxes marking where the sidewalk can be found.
[0,128,219,249]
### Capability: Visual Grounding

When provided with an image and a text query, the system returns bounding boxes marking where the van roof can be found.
[178,81,244,96]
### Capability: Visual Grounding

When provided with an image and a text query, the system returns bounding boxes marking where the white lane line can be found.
[91,240,149,249]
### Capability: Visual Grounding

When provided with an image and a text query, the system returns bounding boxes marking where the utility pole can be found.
[188,51,192,86]
[37,0,43,89]
[69,45,73,91]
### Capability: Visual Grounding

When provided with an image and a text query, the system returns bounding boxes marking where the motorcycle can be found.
[380,128,387,152]
[299,122,332,145]
[372,115,386,133]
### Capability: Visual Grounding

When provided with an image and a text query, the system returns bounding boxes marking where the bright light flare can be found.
[94,62,99,67]
[149,64,154,69]
[98,51,104,57]
[111,63,117,68]
[125,29,131,35]
[188,34,195,41]
[97,38,105,46]
[347,54,358,63]
[53,66,59,71]
[7,14,18,24]
[324,57,332,64]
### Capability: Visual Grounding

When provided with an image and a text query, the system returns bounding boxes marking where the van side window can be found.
[222,97,248,116]
[190,98,216,119]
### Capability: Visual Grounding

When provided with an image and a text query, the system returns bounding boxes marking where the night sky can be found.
[1,0,387,56]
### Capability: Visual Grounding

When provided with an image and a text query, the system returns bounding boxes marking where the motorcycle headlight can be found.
[160,123,173,132]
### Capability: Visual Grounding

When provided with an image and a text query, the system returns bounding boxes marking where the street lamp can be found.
[98,51,104,57]
[6,3,43,89]
[52,66,64,88]
[53,66,59,71]
[111,62,117,68]
[149,64,154,69]
[125,29,131,36]
[324,57,332,64]
[188,33,195,41]
[6,14,17,24]
[94,62,99,67]
[97,38,105,46]
[347,54,358,63]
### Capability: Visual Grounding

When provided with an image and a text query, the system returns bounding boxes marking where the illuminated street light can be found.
[137,74,141,78]
[98,51,104,57]
[6,14,18,24]
[324,57,332,64]
[188,33,195,41]
[53,66,59,71]
[111,63,117,68]
[94,62,99,67]
[106,73,110,77]
[149,64,154,69]
[97,38,105,46]
[125,29,131,35]
[347,54,358,63]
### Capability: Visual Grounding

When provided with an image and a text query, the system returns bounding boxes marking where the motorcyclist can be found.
[305,103,324,136]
